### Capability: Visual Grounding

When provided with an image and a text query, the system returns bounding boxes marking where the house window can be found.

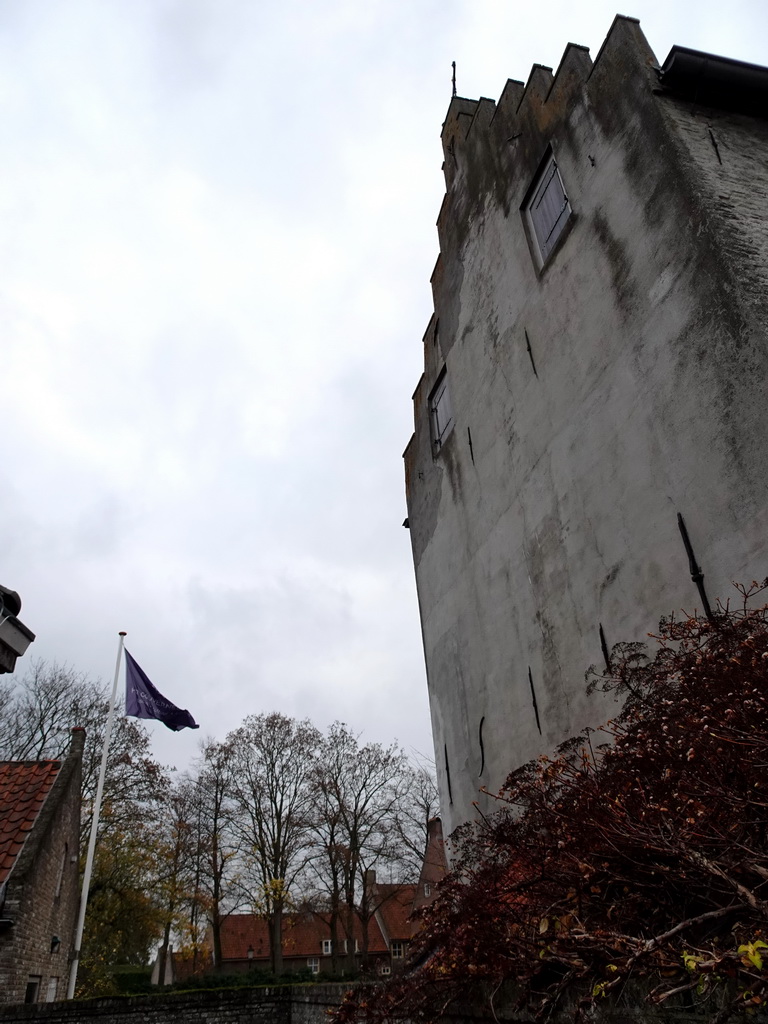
[380,965,391,976]
[321,939,332,955]
[307,957,320,974]
[424,883,431,897]
[524,154,571,265]
[391,941,404,959]
[342,939,359,953]
[429,370,453,451]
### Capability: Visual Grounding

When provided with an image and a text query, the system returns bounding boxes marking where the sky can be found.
[0,0,766,774]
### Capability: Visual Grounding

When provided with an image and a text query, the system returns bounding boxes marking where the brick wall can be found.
[0,983,347,1024]
[0,732,83,1004]
[0,981,730,1024]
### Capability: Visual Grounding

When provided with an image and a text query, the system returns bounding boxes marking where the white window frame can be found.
[429,370,453,452]
[424,883,431,897]
[524,154,572,266]
[391,941,404,959]
[307,957,320,974]
[321,939,332,956]
[380,965,391,976]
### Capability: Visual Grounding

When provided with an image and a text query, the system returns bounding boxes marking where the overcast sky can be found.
[1,0,765,773]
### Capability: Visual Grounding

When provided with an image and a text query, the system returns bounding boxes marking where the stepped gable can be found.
[517,63,554,119]
[0,760,61,886]
[546,43,593,108]
[421,14,658,380]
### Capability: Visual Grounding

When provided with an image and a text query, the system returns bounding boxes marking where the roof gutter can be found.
[658,45,768,114]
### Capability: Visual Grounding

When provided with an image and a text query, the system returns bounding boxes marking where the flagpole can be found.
[67,631,126,1000]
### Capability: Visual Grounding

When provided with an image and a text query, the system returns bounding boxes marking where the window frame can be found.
[306,957,320,974]
[523,151,573,268]
[428,369,454,453]
[321,939,332,956]
[391,941,405,959]
[25,977,41,1004]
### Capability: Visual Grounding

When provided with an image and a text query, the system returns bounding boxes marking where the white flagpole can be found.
[67,631,126,1000]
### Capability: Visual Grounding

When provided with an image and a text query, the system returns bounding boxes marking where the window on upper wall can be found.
[429,369,454,452]
[391,941,405,959]
[524,154,572,266]
[321,939,332,955]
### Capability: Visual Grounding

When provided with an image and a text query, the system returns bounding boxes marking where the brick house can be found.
[0,729,83,1004]
[156,880,421,986]
[368,879,418,975]
[212,909,391,977]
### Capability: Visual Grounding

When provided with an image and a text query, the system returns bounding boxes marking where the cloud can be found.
[0,0,764,780]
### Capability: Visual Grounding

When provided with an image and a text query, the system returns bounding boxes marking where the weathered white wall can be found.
[405,17,768,836]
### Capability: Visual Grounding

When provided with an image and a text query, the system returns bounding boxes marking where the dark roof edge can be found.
[659,45,768,110]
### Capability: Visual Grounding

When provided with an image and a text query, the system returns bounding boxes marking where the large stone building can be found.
[404,16,768,835]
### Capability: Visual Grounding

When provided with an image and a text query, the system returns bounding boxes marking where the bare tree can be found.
[395,756,440,875]
[228,713,321,974]
[155,783,198,986]
[310,723,411,971]
[188,739,242,969]
[0,659,101,761]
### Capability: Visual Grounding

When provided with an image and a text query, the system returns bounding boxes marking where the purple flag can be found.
[124,650,199,732]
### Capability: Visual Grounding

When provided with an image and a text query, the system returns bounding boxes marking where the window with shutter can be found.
[525,155,572,265]
[429,369,454,452]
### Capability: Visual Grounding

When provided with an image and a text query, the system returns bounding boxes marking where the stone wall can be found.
[403,14,768,835]
[0,984,346,1024]
[0,731,83,1004]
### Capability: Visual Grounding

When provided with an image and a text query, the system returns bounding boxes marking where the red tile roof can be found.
[0,760,61,886]
[375,884,418,941]
[219,910,389,961]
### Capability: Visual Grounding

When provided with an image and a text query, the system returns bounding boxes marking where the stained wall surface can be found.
[404,17,768,835]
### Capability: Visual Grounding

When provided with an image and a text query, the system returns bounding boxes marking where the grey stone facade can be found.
[404,16,768,835]
[0,731,83,1004]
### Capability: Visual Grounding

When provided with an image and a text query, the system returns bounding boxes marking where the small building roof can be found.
[374,884,418,942]
[0,760,61,886]
[219,910,390,961]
